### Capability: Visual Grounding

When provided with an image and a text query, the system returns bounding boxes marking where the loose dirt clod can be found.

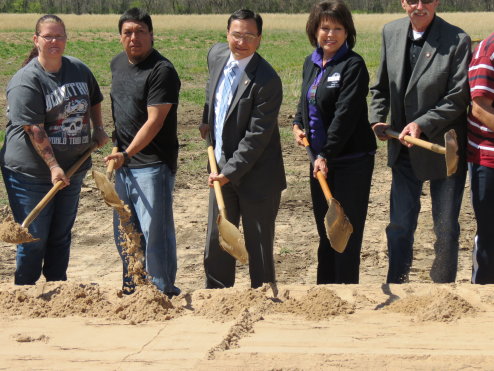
[0,215,37,244]
[92,170,148,290]
[115,204,149,290]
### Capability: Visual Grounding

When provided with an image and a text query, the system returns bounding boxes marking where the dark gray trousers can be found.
[204,183,281,288]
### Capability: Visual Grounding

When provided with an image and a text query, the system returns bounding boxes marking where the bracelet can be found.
[122,151,130,166]
[94,126,105,131]
[49,164,61,170]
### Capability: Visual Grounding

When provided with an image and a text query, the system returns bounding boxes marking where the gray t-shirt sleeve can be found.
[7,81,45,126]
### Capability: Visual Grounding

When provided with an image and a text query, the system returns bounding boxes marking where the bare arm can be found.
[104,104,172,168]
[472,96,494,131]
[23,124,69,187]
[90,103,109,147]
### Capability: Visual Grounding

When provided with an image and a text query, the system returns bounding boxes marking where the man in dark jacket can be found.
[370,0,471,283]
[199,9,286,290]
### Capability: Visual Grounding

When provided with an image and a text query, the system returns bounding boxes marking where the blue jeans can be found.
[113,164,179,296]
[1,167,86,285]
[469,163,494,284]
[386,152,466,283]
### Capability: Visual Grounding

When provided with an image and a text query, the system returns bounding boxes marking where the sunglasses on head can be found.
[407,0,435,4]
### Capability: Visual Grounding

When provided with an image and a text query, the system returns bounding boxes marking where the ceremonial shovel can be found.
[385,128,459,176]
[0,143,98,244]
[21,143,99,229]
[302,137,353,253]
[206,143,248,264]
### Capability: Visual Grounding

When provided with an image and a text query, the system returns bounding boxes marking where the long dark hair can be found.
[22,14,66,67]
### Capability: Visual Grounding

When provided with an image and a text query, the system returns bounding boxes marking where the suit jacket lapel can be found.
[208,49,230,126]
[406,19,439,96]
[225,53,259,122]
[393,21,409,100]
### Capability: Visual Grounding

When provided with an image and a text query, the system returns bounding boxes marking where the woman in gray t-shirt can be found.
[0,14,108,285]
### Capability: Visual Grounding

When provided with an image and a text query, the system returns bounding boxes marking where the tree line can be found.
[0,0,492,14]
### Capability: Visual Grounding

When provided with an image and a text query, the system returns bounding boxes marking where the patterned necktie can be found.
[215,61,238,162]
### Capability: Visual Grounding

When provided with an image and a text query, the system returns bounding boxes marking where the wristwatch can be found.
[122,150,130,166]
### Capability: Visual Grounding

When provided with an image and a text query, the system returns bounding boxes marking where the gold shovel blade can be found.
[444,129,459,176]
[92,170,124,208]
[324,198,353,253]
[217,213,249,264]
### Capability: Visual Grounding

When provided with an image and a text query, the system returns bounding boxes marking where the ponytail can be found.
[22,47,39,67]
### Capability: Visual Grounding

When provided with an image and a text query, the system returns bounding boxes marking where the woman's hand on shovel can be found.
[292,124,306,146]
[313,157,328,179]
[50,165,70,189]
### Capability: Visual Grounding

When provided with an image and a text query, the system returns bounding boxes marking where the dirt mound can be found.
[0,282,112,318]
[114,285,182,323]
[195,286,355,322]
[195,287,272,322]
[387,288,477,322]
[0,282,183,323]
[276,286,355,321]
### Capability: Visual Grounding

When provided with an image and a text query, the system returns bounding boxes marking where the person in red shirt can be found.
[467,32,494,284]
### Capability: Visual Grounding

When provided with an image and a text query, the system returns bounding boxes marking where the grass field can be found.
[0,12,491,110]
[0,11,489,184]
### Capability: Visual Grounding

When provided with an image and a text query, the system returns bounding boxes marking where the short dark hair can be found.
[227,9,263,36]
[306,0,356,49]
[118,7,153,34]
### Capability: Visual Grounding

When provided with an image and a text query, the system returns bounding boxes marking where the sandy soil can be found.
[0,105,491,370]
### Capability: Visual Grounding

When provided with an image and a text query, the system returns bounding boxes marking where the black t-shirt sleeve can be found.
[147,62,180,107]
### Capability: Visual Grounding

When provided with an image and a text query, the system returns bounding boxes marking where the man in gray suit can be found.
[370,0,471,283]
[199,9,286,289]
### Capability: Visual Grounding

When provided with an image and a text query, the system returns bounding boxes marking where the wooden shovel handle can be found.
[301,137,334,200]
[106,146,119,180]
[207,145,228,218]
[21,143,98,229]
[385,128,446,155]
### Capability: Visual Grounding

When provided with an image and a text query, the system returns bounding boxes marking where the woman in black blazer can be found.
[293,0,376,284]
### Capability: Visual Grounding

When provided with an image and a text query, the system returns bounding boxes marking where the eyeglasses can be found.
[37,34,67,42]
[406,0,435,4]
[229,32,259,43]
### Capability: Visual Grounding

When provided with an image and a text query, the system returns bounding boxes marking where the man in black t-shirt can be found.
[105,8,181,297]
